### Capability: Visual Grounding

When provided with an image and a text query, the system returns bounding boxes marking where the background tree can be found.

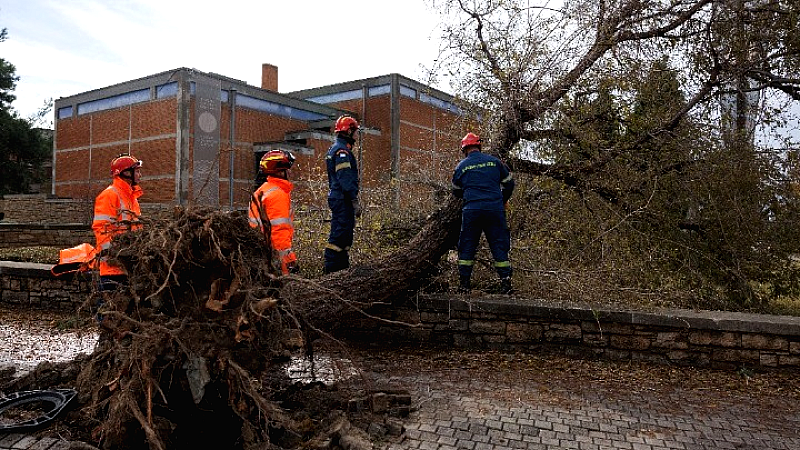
[412,0,800,308]
[0,26,51,195]
[0,27,17,109]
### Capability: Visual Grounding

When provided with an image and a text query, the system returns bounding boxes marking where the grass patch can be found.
[0,246,60,264]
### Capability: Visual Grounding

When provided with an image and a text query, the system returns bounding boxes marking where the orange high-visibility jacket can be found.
[51,243,97,276]
[248,177,297,274]
[92,177,143,276]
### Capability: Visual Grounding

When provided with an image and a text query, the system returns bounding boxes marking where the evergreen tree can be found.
[0,28,18,110]
[0,27,50,195]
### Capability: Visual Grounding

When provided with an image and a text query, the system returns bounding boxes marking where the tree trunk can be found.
[285,196,463,329]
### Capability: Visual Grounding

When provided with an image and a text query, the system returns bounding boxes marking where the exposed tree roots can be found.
[3,207,415,449]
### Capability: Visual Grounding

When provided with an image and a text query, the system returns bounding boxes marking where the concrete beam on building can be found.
[54,67,349,123]
[284,127,382,146]
[253,142,316,157]
[287,73,458,106]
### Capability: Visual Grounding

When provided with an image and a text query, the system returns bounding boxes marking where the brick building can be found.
[52,64,468,210]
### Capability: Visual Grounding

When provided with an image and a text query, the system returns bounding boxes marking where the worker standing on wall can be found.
[451,132,515,294]
[324,115,362,274]
[249,149,299,275]
[92,155,143,297]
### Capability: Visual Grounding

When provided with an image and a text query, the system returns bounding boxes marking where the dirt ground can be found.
[348,341,800,407]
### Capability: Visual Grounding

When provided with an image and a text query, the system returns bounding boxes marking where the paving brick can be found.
[455,439,475,450]
[10,437,39,449]
[44,442,70,450]
[28,438,61,450]
[13,347,798,450]
[418,440,438,450]
[0,435,24,449]
[552,423,570,433]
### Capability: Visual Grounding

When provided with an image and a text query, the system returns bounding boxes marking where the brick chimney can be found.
[261,63,278,91]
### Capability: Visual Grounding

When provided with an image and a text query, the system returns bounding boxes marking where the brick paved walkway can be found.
[364,349,800,450]
[385,374,800,449]
[1,348,799,449]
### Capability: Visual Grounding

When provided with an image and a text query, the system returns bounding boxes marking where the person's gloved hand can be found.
[286,261,300,274]
[352,199,363,218]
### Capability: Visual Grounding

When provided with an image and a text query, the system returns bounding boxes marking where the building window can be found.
[156,82,178,98]
[57,106,73,119]
[306,89,363,104]
[76,88,151,115]
[236,94,327,121]
[368,85,391,97]
[400,85,417,99]
[420,92,462,115]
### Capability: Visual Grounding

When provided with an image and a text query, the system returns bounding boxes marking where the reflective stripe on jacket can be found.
[248,176,297,274]
[92,177,143,276]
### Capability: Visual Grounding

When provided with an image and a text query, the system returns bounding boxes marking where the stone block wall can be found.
[0,197,177,249]
[346,297,800,370]
[0,262,93,311]
[0,195,175,226]
[0,224,94,249]
[3,261,800,370]
[0,194,92,224]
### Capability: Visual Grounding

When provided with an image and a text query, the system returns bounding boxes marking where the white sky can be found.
[1,0,445,124]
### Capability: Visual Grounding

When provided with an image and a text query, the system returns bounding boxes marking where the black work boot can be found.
[499,277,513,295]
[458,277,471,294]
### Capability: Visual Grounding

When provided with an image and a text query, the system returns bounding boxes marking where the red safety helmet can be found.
[461,132,482,151]
[260,150,296,175]
[110,155,142,177]
[334,115,359,133]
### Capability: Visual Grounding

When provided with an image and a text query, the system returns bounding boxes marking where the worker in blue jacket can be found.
[452,132,515,294]
[324,115,362,273]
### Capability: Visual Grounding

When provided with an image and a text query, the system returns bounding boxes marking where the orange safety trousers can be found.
[248,177,297,275]
[92,177,143,276]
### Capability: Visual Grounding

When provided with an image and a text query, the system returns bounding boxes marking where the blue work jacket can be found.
[452,151,514,210]
[326,136,359,201]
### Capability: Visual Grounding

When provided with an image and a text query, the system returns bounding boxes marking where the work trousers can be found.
[457,208,512,281]
[96,274,128,323]
[324,197,355,274]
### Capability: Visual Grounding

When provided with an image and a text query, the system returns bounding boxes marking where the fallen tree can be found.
[2,205,445,449]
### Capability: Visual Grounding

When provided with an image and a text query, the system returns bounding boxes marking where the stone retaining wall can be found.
[0,262,94,311]
[0,195,176,248]
[348,297,800,370]
[0,194,92,224]
[0,223,94,249]
[3,261,800,370]
[0,195,176,225]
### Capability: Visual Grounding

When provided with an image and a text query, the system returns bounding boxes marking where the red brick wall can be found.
[88,108,131,144]
[132,100,178,138]
[397,96,464,203]
[325,96,393,187]
[55,115,91,148]
[54,87,469,211]
[55,98,178,203]
[320,92,467,209]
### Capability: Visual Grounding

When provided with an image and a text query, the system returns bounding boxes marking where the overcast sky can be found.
[2,0,445,123]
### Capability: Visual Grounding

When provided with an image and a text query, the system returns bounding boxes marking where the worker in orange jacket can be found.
[92,155,143,293]
[249,150,299,275]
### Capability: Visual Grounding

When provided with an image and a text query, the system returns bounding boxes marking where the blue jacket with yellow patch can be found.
[326,136,359,200]
[452,151,514,210]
